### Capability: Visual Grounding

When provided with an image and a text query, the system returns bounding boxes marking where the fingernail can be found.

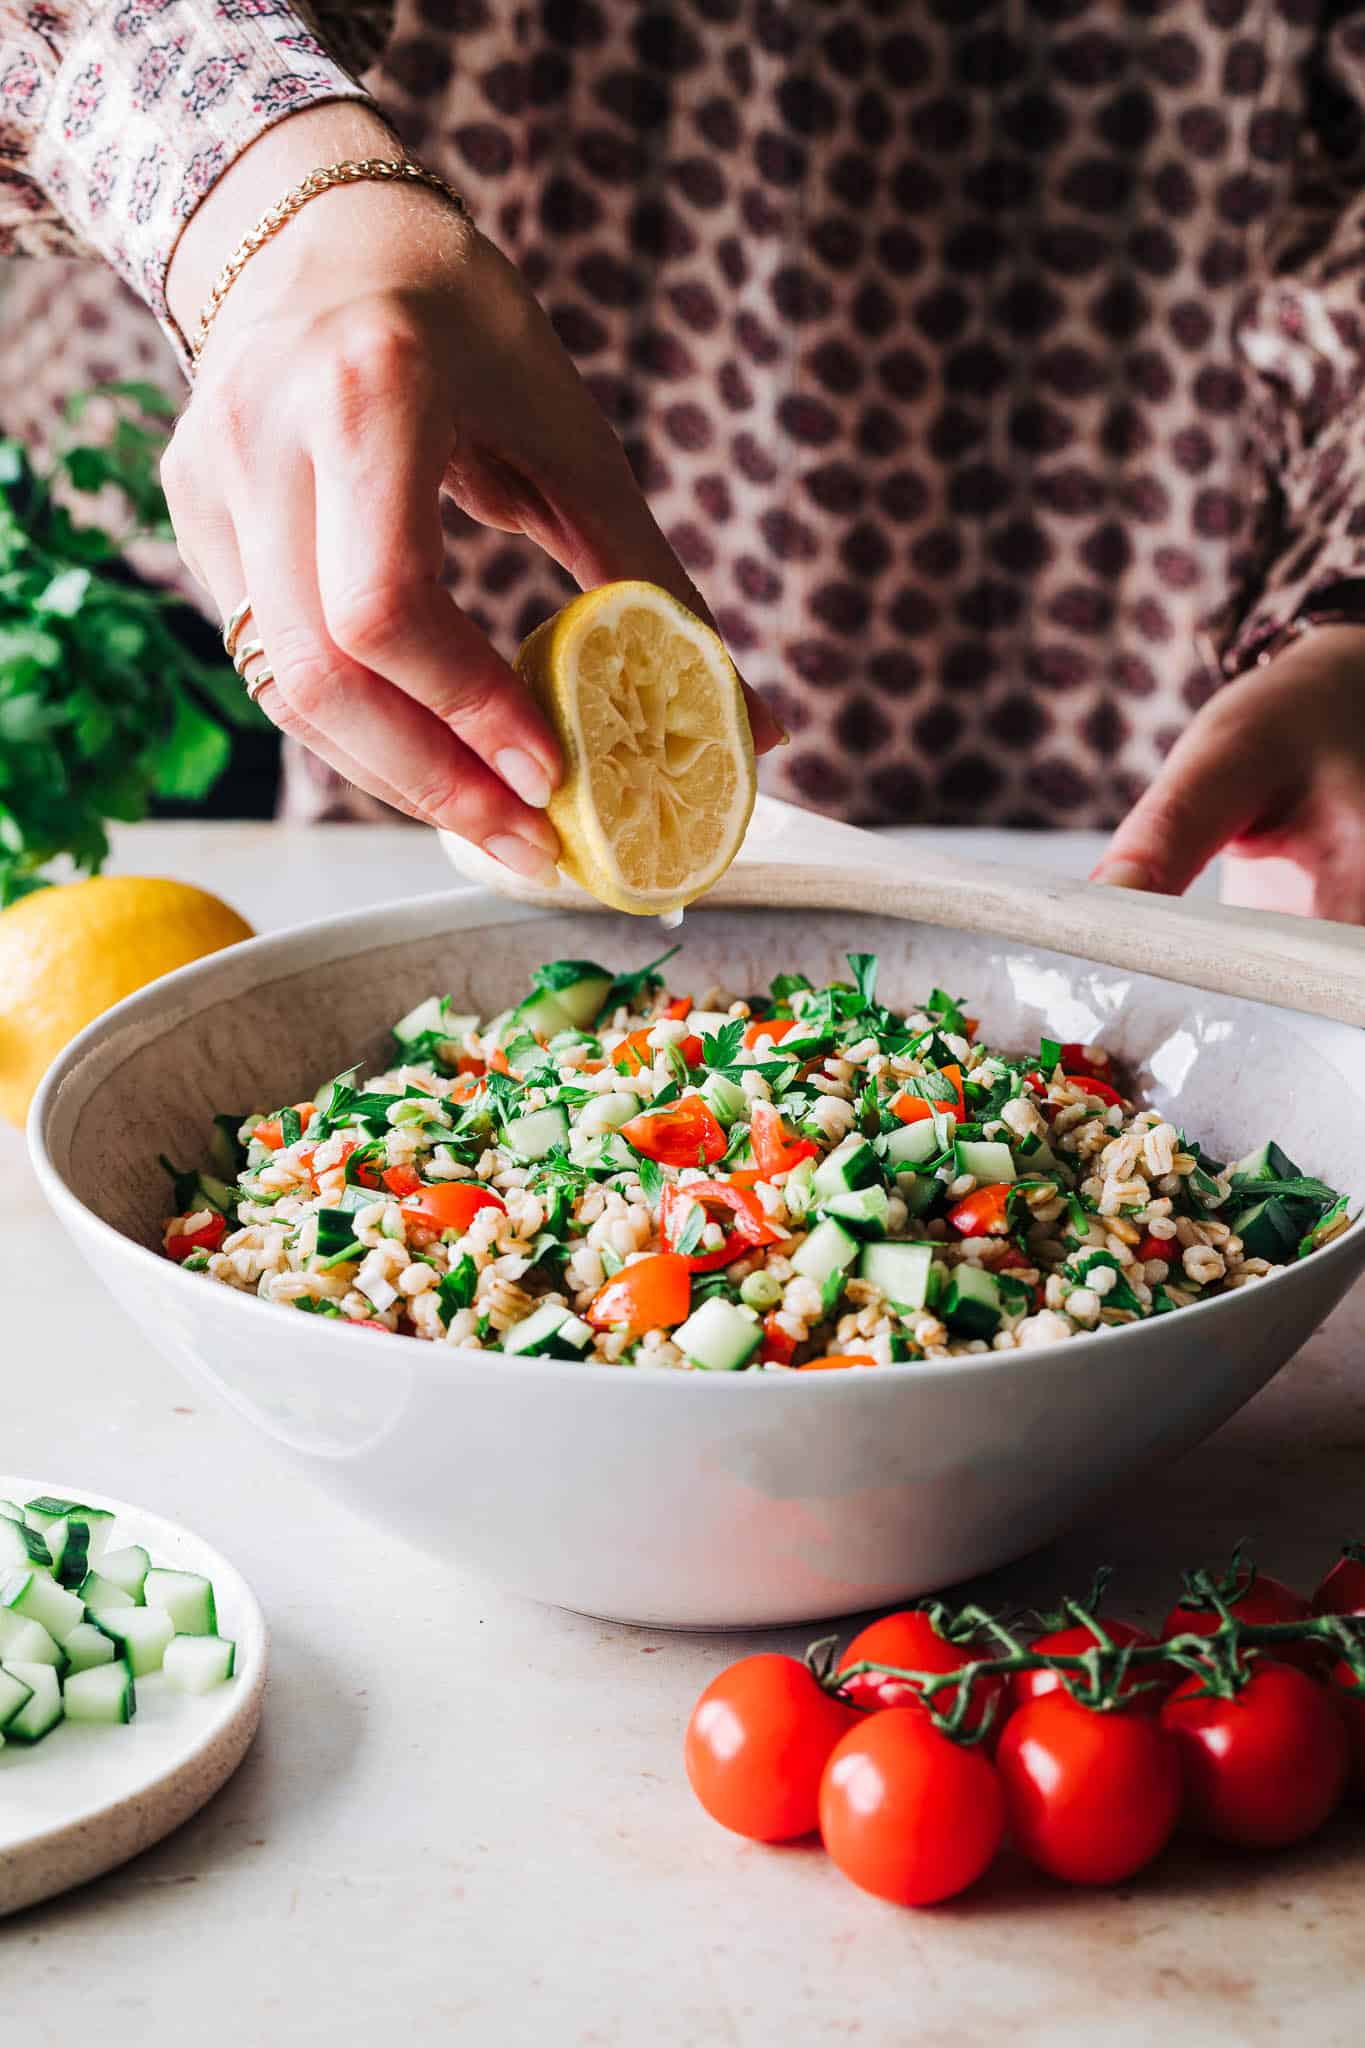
[484,833,560,886]
[1090,859,1152,890]
[494,748,553,809]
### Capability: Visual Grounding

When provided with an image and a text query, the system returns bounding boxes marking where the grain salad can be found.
[160,952,1350,1371]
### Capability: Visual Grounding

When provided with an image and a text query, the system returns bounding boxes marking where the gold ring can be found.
[223,597,253,661]
[232,637,267,679]
[244,666,274,704]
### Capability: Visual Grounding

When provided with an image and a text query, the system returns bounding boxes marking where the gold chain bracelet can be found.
[187,157,469,368]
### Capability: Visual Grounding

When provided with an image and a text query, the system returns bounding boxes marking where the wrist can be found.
[165,102,401,334]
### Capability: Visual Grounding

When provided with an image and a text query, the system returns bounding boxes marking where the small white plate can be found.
[0,1477,267,1917]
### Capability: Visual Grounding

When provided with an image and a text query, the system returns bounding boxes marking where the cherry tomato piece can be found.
[659,1180,786,1271]
[685,1654,861,1842]
[839,1608,1004,1737]
[1161,1661,1348,1847]
[612,1027,705,1075]
[251,1102,315,1150]
[381,1164,423,1198]
[997,1692,1182,1885]
[891,1063,966,1123]
[662,995,692,1020]
[742,1016,801,1050]
[401,1182,505,1235]
[585,1252,692,1336]
[620,1095,727,1167]
[1312,1545,1365,1619]
[947,1183,1013,1237]
[1328,1660,1365,1797]
[749,1101,819,1177]
[1010,1619,1169,1713]
[166,1211,227,1262]
[819,1708,1005,1906]
[759,1312,798,1366]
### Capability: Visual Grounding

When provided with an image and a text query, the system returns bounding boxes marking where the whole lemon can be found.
[0,875,253,1127]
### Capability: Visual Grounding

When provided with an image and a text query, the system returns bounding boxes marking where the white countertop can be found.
[5,823,1355,2048]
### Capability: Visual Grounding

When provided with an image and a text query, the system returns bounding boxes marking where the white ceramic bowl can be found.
[29,891,1365,1628]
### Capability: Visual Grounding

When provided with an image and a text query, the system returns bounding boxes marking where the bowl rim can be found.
[27,882,1365,1399]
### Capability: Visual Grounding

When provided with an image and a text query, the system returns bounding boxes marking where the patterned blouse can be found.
[4,1,1365,827]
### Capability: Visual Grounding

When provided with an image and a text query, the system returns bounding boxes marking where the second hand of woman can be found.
[162,101,784,884]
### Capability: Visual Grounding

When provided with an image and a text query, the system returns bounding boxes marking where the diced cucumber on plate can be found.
[145,1569,218,1638]
[64,1661,136,1726]
[164,1635,237,1694]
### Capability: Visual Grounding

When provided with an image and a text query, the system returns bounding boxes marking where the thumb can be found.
[1092,709,1270,895]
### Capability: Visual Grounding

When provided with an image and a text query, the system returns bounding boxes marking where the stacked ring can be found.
[222,597,274,702]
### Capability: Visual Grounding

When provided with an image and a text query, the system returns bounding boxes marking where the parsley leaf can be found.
[847,952,879,1007]
[1039,1037,1062,1071]
[633,1152,664,1207]
[532,958,609,994]
[673,1198,708,1259]
[280,1106,302,1148]
[604,947,682,1015]
[926,987,966,1034]
[700,1018,745,1069]
[770,972,811,1006]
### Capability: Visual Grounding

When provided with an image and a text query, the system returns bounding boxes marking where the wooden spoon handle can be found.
[712,799,1365,1029]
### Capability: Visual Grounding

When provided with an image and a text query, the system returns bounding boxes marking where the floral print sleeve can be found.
[0,1,392,318]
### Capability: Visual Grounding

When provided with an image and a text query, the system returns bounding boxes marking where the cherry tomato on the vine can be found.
[996,1693,1182,1885]
[838,1608,1004,1739]
[684,1655,861,1843]
[1328,1660,1365,1797]
[1163,1570,1319,1672]
[819,1708,1005,1906]
[1160,1660,1348,1848]
[1312,1545,1365,1619]
[1010,1618,1168,1714]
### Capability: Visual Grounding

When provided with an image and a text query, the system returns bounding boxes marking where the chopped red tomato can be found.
[749,1101,818,1177]
[252,1102,316,1150]
[948,1183,1014,1237]
[890,1062,966,1123]
[454,1053,485,1078]
[760,1312,798,1365]
[799,1353,878,1372]
[585,1252,692,1335]
[1027,1070,1123,1107]
[166,1211,227,1262]
[662,995,692,1020]
[1059,1042,1111,1081]
[612,1025,705,1073]
[621,1095,727,1167]
[1136,1233,1170,1265]
[401,1182,505,1235]
[742,1016,801,1050]
[660,1179,786,1270]
[489,1046,513,1076]
[381,1164,423,1198]
[449,1073,483,1104]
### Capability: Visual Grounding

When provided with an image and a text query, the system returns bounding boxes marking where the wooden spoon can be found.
[443,796,1365,1028]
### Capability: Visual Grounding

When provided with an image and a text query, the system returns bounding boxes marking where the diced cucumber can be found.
[90,1606,174,1676]
[79,1569,134,1611]
[2,1662,62,1743]
[1230,1139,1303,1186]
[502,1105,570,1161]
[811,1134,882,1202]
[315,1207,362,1259]
[26,1500,114,1563]
[64,1661,136,1726]
[791,1217,861,1288]
[56,1520,90,1590]
[99,1545,151,1604]
[569,1129,637,1175]
[393,996,478,1048]
[700,1071,749,1127]
[955,1140,1017,1184]
[0,1500,23,1525]
[879,1116,954,1170]
[502,1302,594,1357]
[164,1634,237,1694]
[1,1568,85,1641]
[0,1609,64,1669]
[902,1174,941,1217]
[532,964,614,1031]
[1228,1196,1311,1264]
[941,1264,1004,1338]
[63,1621,118,1673]
[145,1569,218,1638]
[513,987,575,1038]
[820,1184,890,1239]
[0,1518,52,1573]
[858,1240,935,1312]
[0,1664,34,1730]
[674,1296,761,1371]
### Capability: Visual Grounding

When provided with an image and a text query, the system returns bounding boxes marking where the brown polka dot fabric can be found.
[8,2,1365,830]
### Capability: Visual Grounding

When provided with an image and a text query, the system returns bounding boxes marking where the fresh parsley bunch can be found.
[0,382,263,905]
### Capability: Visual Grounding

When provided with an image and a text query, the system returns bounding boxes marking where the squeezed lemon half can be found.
[517,581,756,915]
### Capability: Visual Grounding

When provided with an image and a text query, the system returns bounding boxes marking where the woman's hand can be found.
[1094,624,1365,923]
[163,104,782,881]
